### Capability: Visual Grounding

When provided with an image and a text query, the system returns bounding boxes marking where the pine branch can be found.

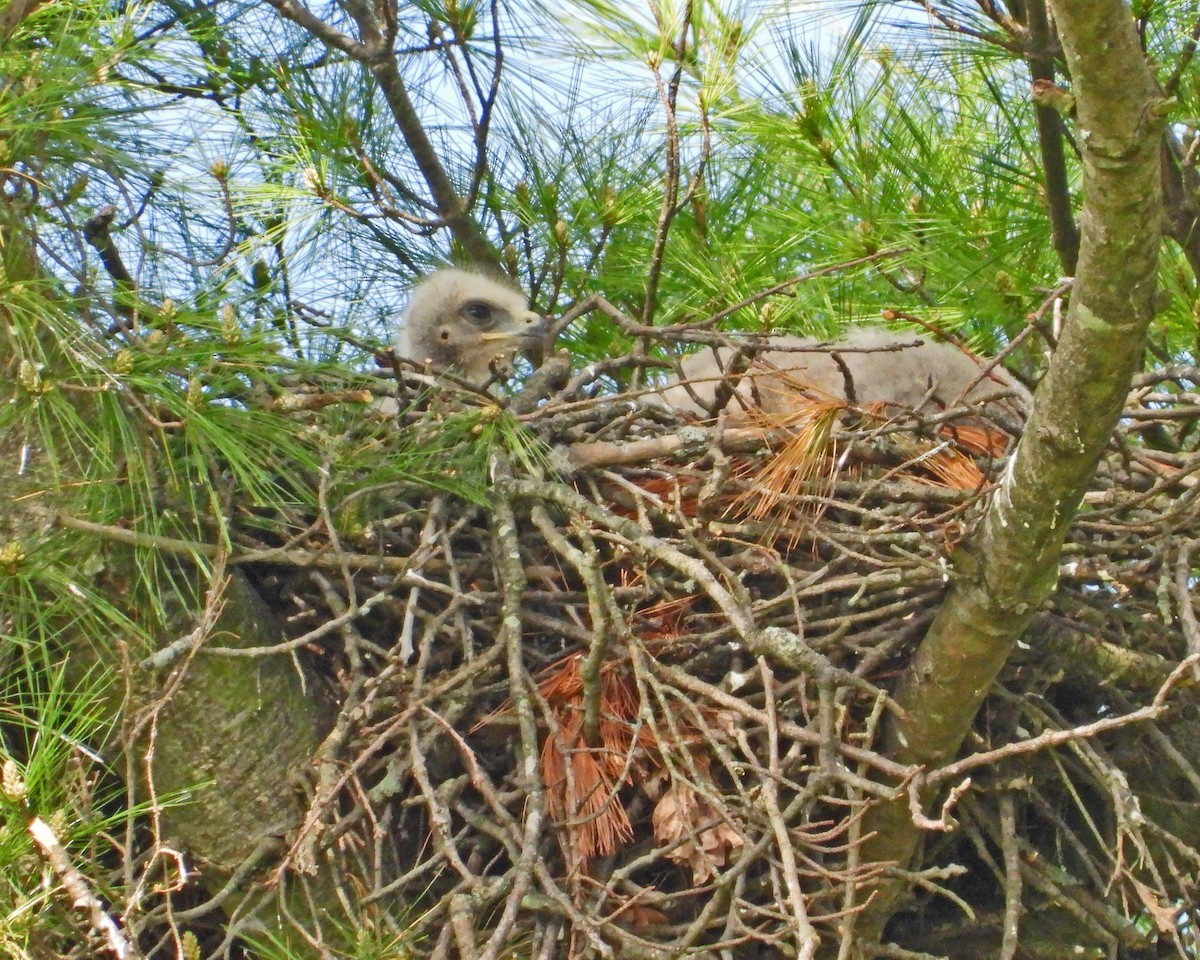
[265,0,500,270]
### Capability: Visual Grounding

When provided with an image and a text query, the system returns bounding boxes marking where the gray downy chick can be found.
[656,328,1031,423]
[396,269,546,385]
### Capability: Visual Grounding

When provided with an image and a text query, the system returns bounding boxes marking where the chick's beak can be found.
[518,311,549,347]
[479,312,549,348]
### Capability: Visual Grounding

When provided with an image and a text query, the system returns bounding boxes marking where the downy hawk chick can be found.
[657,327,1031,424]
[396,269,546,385]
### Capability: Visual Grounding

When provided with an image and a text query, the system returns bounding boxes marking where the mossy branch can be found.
[854,0,1165,942]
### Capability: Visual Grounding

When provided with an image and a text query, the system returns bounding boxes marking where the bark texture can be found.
[143,570,334,870]
[855,0,1165,942]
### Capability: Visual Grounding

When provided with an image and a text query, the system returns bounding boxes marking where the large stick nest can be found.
[176,340,1200,959]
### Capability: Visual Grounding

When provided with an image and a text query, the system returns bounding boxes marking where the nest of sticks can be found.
[203,344,1200,959]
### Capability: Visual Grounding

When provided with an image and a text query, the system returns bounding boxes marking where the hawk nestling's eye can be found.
[461,300,495,328]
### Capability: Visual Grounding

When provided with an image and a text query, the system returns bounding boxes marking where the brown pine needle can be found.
[917,448,987,489]
[938,421,1011,457]
[726,400,842,547]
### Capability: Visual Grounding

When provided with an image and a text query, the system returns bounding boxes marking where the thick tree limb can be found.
[261,0,367,60]
[360,42,499,269]
[0,0,44,41]
[1023,0,1080,275]
[1160,134,1200,281]
[83,205,137,323]
[855,0,1164,943]
[264,0,499,270]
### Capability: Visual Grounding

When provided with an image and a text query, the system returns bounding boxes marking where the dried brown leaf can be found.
[1131,878,1179,935]
[652,780,744,884]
